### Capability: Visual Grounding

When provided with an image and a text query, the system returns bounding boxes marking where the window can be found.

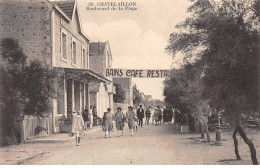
[61,32,67,60]
[72,41,76,65]
[82,48,86,68]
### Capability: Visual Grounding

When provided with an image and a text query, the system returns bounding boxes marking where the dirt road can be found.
[1,124,259,165]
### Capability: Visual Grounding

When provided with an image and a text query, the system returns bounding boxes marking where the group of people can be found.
[70,104,174,146]
[102,106,137,138]
[153,106,174,126]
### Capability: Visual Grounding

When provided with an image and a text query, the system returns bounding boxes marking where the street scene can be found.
[0,123,259,165]
[0,0,259,166]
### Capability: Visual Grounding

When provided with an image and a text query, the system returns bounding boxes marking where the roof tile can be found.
[53,0,75,19]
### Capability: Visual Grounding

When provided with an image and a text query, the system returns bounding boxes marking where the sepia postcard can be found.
[0,0,259,166]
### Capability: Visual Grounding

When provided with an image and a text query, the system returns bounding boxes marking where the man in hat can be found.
[157,105,162,125]
[145,106,151,125]
[82,105,89,129]
[115,107,125,136]
[137,104,145,127]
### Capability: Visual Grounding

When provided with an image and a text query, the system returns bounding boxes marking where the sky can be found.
[77,0,192,100]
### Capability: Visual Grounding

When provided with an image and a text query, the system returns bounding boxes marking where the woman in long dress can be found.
[71,111,85,146]
[154,108,159,126]
[126,106,138,136]
[102,108,114,138]
[115,107,125,136]
[89,105,94,128]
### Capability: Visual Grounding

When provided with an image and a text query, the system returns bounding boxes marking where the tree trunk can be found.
[200,121,205,139]
[198,115,210,141]
[236,124,258,165]
[232,127,241,160]
[204,121,210,142]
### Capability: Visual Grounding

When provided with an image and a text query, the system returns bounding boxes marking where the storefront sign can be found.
[105,69,173,78]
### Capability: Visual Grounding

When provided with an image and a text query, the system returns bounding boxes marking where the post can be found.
[72,80,75,113]
[19,118,26,143]
[215,110,222,144]
[64,77,67,117]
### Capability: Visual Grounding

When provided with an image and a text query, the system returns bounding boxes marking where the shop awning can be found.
[54,67,111,84]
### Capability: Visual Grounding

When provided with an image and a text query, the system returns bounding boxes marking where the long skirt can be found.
[104,123,113,131]
[154,115,159,121]
[128,120,135,129]
[116,121,124,130]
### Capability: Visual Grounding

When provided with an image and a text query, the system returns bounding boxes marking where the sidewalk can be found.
[0,126,101,165]
[25,126,101,143]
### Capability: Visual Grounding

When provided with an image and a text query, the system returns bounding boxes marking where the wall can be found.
[113,78,133,105]
[0,0,53,65]
[53,8,89,69]
[89,54,103,75]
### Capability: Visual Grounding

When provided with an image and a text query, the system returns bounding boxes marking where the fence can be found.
[20,115,52,142]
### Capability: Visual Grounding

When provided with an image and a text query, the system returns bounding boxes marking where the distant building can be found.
[144,95,154,108]
[113,78,133,110]
[89,41,115,116]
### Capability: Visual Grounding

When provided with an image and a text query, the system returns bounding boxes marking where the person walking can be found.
[126,106,138,136]
[145,106,151,124]
[114,107,125,137]
[102,108,114,138]
[71,111,85,146]
[157,106,162,125]
[168,107,174,124]
[82,105,89,129]
[137,105,144,127]
[163,106,168,124]
[154,108,159,126]
[89,105,94,128]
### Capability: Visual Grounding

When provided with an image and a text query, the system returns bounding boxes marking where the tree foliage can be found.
[113,83,126,103]
[0,38,57,145]
[21,60,57,117]
[165,0,259,164]
[133,84,143,106]
[0,38,27,145]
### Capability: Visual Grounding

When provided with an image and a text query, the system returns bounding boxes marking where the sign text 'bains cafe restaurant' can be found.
[0,0,112,139]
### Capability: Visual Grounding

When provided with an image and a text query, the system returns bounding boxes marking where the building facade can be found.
[113,77,133,109]
[89,41,115,116]
[0,0,110,137]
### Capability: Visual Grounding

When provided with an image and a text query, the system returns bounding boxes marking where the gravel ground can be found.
[0,124,259,165]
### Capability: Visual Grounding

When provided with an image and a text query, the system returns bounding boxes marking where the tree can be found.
[0,38,27,145]
[165,0,259,164]
[0,38,57,145]
[133,84,143,106]
[21,60,57,117]
[113,83,126,103]
[164,63,210,141]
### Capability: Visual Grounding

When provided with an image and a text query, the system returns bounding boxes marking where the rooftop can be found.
[89,42,107,55]
[52,0,75,19]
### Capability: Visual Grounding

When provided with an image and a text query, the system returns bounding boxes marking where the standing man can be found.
[168,107,174,124]
[145,106,151,125]
[137,104,145,127]
[157,106,162,125]
[163,106,168,124]
[82,105,89,129]
[89,105,94,128]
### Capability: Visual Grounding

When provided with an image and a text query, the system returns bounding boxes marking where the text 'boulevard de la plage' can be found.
[86,2,137,11]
